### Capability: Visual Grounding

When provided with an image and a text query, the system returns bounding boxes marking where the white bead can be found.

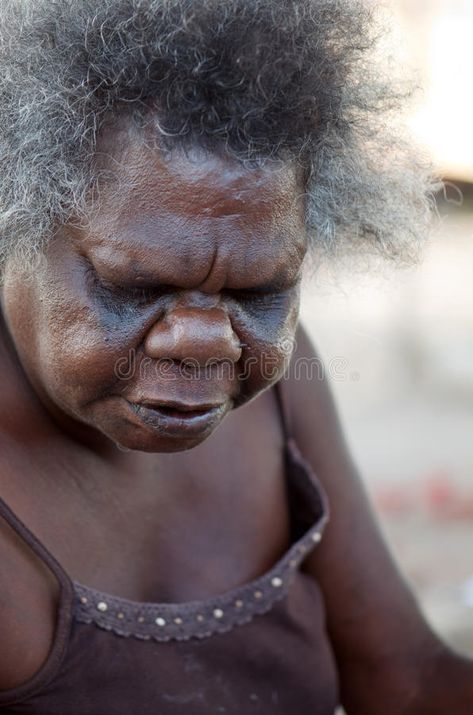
[174,617,183,625]
[271,577,283,588]
[213,608,224,619]
[311,532,322,543]
[254,590,263,600]
[97,601,108,612]
[196,614,205,622]
[80,596,88,605]
[234,600,243,609]
[117,612,125,620]
[155,617,166,627]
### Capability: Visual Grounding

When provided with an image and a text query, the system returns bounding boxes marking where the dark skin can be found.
[1,120,472,713]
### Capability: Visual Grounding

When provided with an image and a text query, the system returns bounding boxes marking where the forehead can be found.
[82,124,307,289]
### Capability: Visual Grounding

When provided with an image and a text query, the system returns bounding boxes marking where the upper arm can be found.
[285,324,458,714]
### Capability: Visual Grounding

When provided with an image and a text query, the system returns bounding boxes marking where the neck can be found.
[0,316,224,526]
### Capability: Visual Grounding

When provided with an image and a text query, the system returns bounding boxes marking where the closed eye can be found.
[85,263,174,307]
[104,284,169,304]
[224,287,287,305]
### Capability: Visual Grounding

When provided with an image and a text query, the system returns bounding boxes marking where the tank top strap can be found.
[274,378,292,442]
[0,494,72,593]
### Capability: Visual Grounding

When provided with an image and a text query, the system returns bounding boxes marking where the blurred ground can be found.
[301,197,473,656]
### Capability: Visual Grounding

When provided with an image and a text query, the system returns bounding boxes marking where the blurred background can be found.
[301,0,473,655]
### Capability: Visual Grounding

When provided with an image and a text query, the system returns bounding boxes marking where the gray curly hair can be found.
[0,0,434,270]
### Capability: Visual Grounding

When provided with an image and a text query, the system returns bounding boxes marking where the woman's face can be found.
[2,123,307,452]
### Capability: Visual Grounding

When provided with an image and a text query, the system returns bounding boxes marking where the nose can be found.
[144,307,242,366]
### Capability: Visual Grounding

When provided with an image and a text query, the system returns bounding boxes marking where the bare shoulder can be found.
[284,324,354,469]
[283,323,447,714]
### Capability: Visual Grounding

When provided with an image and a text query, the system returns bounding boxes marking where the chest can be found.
[0,390,291,603]
[0,388,337,708]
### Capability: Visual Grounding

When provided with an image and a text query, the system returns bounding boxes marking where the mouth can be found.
[126,399,228,438]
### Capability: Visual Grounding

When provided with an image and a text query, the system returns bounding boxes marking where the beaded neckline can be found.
[73,439,328,642]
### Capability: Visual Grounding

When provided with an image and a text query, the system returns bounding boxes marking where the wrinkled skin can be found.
[2,123,307,452]
[1,122,472,714]
[0,122,308,690]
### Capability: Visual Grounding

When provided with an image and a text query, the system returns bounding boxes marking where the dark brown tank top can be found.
[0,384,339,714]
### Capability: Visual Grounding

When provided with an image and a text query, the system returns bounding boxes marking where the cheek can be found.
[3,270,134,412]
[40,307,118,401]
[231,291,300,396]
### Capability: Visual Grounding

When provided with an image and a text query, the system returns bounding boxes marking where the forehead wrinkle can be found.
[82,126,306,287]
[84,201,301,282]
[83,220,306,293]
[97,130,299,221]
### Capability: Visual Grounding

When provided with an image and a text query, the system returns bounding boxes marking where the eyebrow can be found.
[228,272,302,293]
[90,267,301,293]
[83,229,307,292]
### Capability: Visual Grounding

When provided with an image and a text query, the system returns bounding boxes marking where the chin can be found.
[86,394,229,453]
[113,433,209,454]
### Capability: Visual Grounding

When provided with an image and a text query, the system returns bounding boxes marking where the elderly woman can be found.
[0,0,471,713]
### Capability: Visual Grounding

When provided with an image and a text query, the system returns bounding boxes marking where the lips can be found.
[141,399,223,415]
[126,399,228,438]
